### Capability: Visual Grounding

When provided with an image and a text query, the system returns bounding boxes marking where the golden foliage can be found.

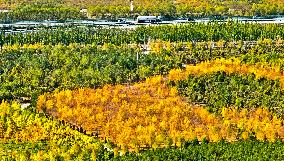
[169,58,284,86]
[0,101,100,149]
[37,75,284,150]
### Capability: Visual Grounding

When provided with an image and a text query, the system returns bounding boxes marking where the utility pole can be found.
[130,0,134,20]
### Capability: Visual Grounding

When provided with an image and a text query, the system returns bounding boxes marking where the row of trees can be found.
[0,5,85,21]
[0,0,283,20]
[1,22,284,46]
[88,2,284,18]
[0,43,183,100]
[117,141,284,160]
[1,39,284,100]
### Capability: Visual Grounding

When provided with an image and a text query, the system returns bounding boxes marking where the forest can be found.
[0,0,283,20]
[1,21,284,159]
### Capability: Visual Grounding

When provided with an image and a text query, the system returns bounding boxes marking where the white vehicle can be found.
[118,18,127,23]
[137,16,162,23]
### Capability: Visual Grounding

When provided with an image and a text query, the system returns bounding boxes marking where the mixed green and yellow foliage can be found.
[1,0,284,20]
[37,73,284,150]
[1,22,284,160]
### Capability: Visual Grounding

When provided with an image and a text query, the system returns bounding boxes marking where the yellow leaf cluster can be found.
[2,43,45,51]
[168,58,284,87]
[0,101,101,151]
[37,75,284,150]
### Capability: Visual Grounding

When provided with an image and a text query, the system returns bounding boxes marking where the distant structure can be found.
[80,9,90,18]
[0,9,9,13]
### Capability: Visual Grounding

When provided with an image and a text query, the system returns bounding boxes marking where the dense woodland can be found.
[0,0,283,20]
[1,20,284,159]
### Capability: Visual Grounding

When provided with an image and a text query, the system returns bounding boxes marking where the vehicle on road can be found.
[137,16,162,23]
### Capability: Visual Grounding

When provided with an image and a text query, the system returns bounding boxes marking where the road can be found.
[0,17,284,33]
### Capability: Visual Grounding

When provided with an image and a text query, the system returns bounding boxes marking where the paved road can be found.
[0,17,284,33]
